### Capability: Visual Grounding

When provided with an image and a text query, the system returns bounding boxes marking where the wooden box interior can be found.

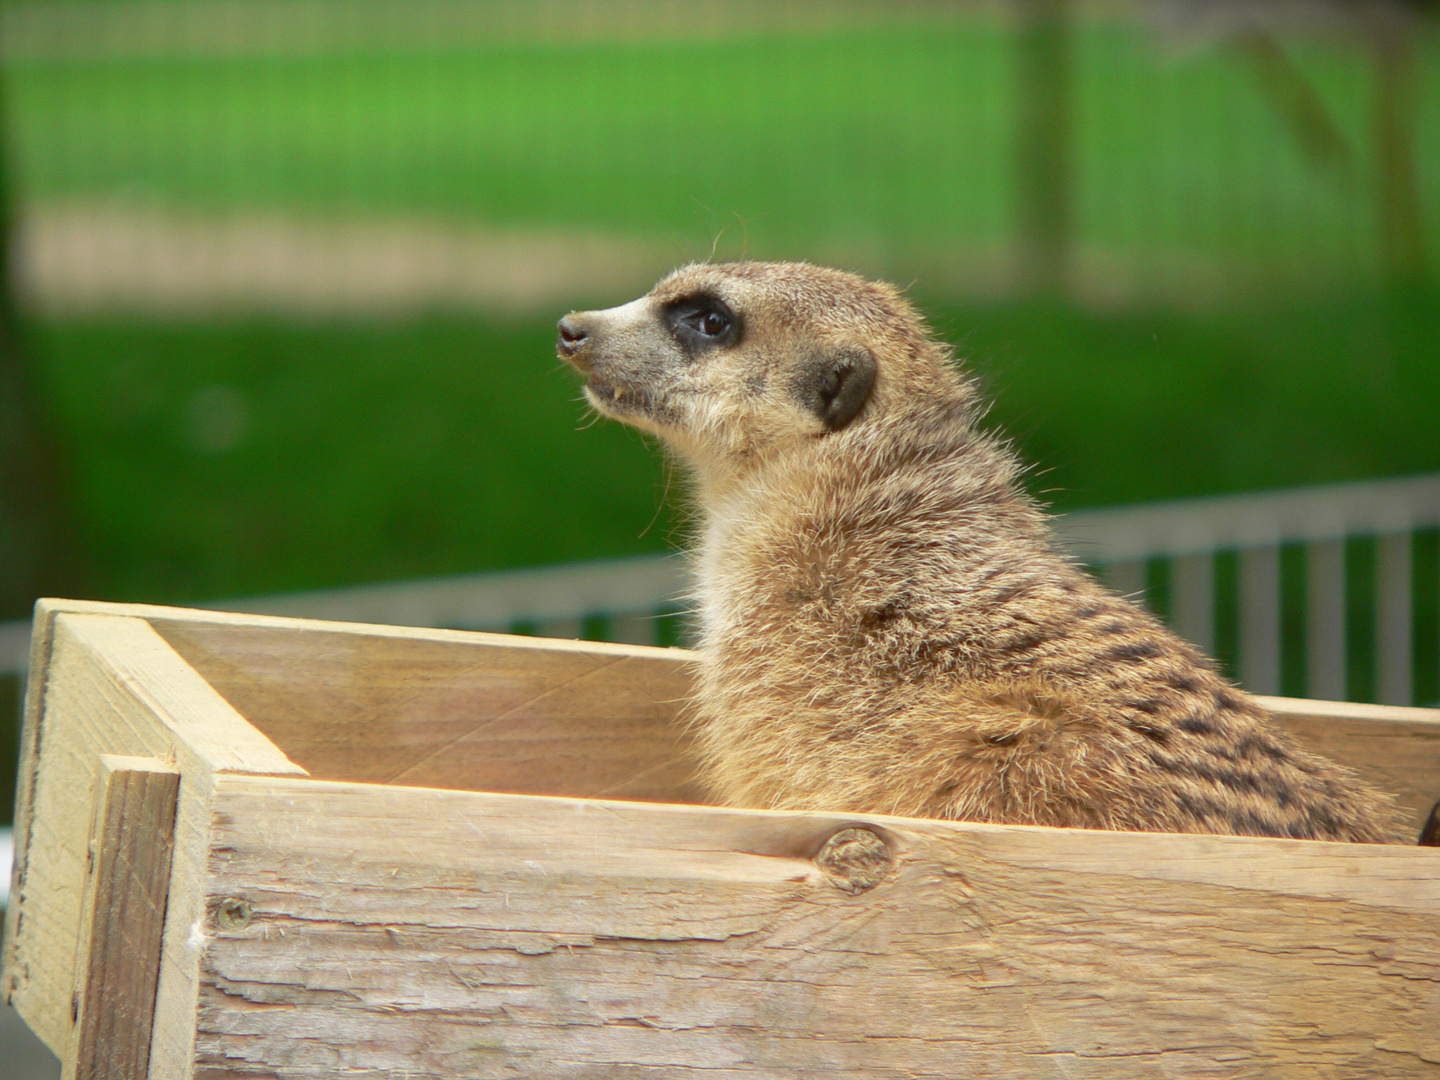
[5,600,1440,1080]
[150,605,1440,836]
[149,608,706,805]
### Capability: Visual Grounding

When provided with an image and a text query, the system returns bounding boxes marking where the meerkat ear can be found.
[794,345,877,431]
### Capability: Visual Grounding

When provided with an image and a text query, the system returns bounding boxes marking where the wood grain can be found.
[151,615,703,803]
[193,776,1440,1079]
[8,601,1440,1080]
[70,756,180,1080]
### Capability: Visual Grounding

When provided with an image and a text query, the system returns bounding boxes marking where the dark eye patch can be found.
[665,293,741,353]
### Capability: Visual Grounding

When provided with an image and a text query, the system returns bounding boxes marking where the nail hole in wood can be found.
[216,898,253,932]
[814,827,894,893]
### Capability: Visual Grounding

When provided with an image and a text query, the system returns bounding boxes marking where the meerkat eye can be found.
[681,306,731,339]
[667,296,740,351]
[696,310,729,337]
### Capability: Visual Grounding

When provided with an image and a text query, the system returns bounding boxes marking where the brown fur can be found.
[558,261,1407,843]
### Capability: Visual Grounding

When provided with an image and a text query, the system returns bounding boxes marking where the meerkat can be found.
[557,261,1407,843]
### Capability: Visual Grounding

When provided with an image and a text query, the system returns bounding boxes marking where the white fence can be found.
[1064,472,1440,705]
[2,472,1438,705]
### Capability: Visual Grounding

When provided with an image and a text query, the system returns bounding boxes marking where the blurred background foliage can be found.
[0,0,1436,609]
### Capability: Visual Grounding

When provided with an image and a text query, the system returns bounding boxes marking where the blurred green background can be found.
[1,0,1438,822]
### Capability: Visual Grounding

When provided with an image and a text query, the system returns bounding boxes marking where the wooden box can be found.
[5,599,1440,1079]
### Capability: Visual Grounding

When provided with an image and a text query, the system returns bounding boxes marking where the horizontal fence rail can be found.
[223,554,691,647]
[3,473,1438,705]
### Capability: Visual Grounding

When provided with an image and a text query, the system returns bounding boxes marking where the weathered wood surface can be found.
[152,613,702,803]
[8,601,1440,1080]
[195,776,1440,1080]
[69,755,180,1080]
[2,606,303,1071]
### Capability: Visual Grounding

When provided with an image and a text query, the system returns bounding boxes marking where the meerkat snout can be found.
[555,313,591,363]
[558,260,1408,844]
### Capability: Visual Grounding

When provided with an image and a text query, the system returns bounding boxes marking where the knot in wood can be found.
[814,827,893,893]
[215,897,253,932]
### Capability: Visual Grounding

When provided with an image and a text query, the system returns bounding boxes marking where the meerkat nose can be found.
[556,314,592,364]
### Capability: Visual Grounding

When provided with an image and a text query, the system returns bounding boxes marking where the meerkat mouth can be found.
[586,379,647,412]
[585,378,683,433]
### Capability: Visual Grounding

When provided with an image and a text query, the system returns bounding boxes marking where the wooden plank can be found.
[1307,538,1347,701]
[2,607,303,1071]
[1240,546,1281,695]
[1258,694,1440,837]
[69,756,180,1080]
[151,616,703,804]
[3,595,65,1015]
[193,776,1440,1079]
[24,602,1440,826]
[11,601,1437,825]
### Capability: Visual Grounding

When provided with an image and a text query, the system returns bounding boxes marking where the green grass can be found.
[27,286,1440,607]
[7,28,1015,245]
[7,23,1438,266]
[946,288,1440,510]
[33,315,685,603]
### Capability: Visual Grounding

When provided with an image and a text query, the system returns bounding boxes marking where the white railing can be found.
[1062,472,1440,704]
[2,473,1437,704]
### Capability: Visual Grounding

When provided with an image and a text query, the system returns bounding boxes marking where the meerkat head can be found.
[557,261,968,484]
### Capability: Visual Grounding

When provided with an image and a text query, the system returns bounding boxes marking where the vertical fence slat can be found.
[1171,553,1215,654]
[610,613,659,647]
[1305,538,1347,701]
[1376,532,1413,706]
[535,617,582,641]
[1239,546,1281,695]
[1102,560,1147,605]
